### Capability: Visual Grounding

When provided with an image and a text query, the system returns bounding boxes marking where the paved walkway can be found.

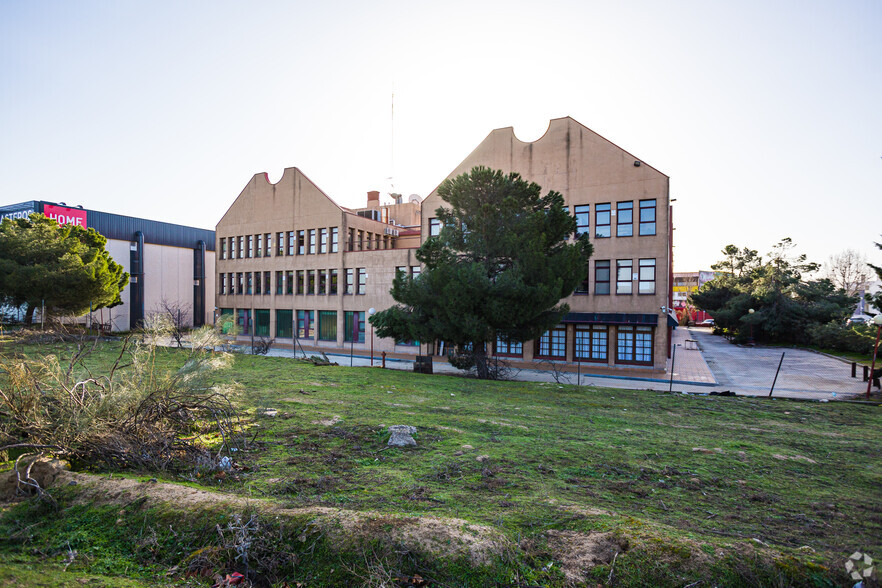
[686,327,868,400]
[228,326,869,400]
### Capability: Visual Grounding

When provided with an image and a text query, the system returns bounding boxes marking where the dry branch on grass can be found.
[0,320,246,472]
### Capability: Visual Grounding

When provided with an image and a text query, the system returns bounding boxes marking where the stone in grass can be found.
[388,425,417,447]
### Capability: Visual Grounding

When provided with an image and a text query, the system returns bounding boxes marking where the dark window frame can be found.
[595,260,611,295]
[616,201,633,237]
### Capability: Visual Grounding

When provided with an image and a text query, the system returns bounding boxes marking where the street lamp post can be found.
[748,308,755,346]
[866,314,882,400]
[368,308,376,366]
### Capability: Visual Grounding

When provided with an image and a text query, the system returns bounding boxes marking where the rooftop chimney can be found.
[367,190,380,207]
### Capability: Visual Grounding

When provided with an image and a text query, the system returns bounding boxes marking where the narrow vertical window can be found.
[284,270,293,295]
[296,270,304,295]
[246,235,253,258]
[275,271,283,295]
[617,202,633,237]
[308,229,316,254]
[236,272,243,294]
[330,227,339,253]
[639,199,657,235]
[306,270,315,294]
[410,266,420,279]
[318,270,327,295]
[319,228,328,254]
[219,238,227,260]
[357,230,364,251]
[255,235,261,258]
[254,271,261,294]
[638,259,656,294]
[329,269,338,295]
[348,228,355,252]
[356,268,366,294]
[595,203,611,238]
[219,274,226,295]
[276,232,284,256]
[345,269,354,294]
[595,261,610,295]
[616,260,633,295]
[574,205,590,236]
[263,271,271,295]
[287,231,295,256]
[297,230,305,255]
[264,233,271,257]
[237,236,243,259]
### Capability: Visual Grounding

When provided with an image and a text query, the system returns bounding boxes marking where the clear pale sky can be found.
[1,0,879,272]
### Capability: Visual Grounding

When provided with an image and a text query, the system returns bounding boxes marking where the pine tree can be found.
[0,214,128,323]
[371,166,592,378]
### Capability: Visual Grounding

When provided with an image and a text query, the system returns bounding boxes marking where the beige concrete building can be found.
[421,117,673,370]
[215,116,673,371]
[215,170,424,355]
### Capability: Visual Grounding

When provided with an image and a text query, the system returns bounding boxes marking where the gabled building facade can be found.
[421,117,673,369]
[215,117,673,371]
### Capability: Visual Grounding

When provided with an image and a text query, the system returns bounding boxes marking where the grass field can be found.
[1,341,880,586]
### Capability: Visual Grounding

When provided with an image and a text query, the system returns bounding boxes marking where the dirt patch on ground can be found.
[541,530,629,583]
[19,472,510,567]
[281,396,317,404]
[772,454,817,464]
[558,504,616,517]
[312,415,342,426]
[476,419,529,430]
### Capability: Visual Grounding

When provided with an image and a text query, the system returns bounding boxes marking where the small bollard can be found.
[381,351,386,369]
[852,362,857,378]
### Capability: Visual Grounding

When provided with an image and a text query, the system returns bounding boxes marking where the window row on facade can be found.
[427,199,657,241]
[218,267,383,296]
[219,307,369,343]
[220,228,341,260]
[495,324,655,366]
[574,258,657,296]
[573,199,656,239]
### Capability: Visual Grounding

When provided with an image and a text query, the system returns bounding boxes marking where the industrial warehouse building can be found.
[216,117,673,371]
[0,201,216,331]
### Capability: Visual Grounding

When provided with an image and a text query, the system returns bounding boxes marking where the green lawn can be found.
[1,342,880,586]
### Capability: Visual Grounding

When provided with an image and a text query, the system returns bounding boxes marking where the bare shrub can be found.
[0,319,245,472]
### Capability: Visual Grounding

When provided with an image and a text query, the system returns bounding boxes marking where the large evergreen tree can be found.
[0,214,128,323]
[370,166,592,378]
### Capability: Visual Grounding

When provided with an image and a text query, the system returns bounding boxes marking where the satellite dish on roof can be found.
[408,194,421,203]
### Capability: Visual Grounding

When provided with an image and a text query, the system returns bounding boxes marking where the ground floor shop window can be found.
[296,310,314,339]
[318,310,337,341]
[616,326,653,365]
[575,325,608,361]
[276,309,293,338]
[536,328,566,359]
[236,309,250,335]
[494,335,523,357]
[255,309,270,337]
[344,311,365,343]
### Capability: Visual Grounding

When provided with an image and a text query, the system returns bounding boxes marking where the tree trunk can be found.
[474,343,490,379]
[24,303,35,325]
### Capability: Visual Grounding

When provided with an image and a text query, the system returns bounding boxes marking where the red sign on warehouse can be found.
[43,204,87,228]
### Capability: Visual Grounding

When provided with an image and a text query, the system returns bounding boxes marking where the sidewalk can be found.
[243,327,860,400]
